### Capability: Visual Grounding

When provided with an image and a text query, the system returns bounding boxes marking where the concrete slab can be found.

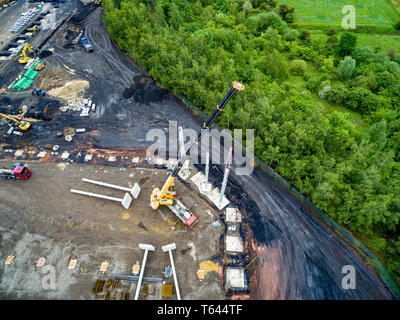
[191,172,229,210]
[226,267,247,290]
[131,183,141,199]
[61,151,70,160]
[14,150,23,157]
[225,207,242,223]
[84,154,93,161]
[68,259,77,270]
[225,235,243,253]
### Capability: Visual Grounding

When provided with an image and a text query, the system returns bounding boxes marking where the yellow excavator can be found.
[150,81,245,211]
[0,113,31,131]
[18,42,34,64]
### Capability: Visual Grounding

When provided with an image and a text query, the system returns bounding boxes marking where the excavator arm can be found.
[18,43,32,64]
[150,81,245,210]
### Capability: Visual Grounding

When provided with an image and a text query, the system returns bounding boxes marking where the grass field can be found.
[280,0,400,30]
[310,29,400,51]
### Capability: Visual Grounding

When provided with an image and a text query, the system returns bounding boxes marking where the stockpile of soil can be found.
[123,75,168,103]
[35,66,89,99]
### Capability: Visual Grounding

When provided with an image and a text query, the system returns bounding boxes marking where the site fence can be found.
[180,94,400,300]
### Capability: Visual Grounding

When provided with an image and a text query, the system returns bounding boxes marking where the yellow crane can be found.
[0,113,31,131]
[150,81,245,210]
[18,42,33,64]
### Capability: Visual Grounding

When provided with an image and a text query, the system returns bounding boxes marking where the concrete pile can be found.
[59,98,94,116]
[10,7,40,33]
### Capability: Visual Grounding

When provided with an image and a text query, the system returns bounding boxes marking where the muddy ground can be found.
[0,160,224,299]
[0,0,396,300]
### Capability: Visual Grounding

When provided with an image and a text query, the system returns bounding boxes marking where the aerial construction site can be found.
[0,0,398,302]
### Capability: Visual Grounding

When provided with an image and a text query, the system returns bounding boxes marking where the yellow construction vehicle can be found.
[150,81,245,212]
[0,113,31,131]
[18,42,33,64]
[34,62,45,71]
[27,25,40,33]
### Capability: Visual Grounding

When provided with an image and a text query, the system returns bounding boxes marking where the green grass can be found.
[309,29,400,51]
[280,0,400,29]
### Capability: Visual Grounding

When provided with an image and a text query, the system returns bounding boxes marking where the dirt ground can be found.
[0,160,225,299]
[0,0,396,300]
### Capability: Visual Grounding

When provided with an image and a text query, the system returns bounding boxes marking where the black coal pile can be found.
[0,96,59,121]
[123,75,168,103]
[38,50,53,59]
[70,2,98,25]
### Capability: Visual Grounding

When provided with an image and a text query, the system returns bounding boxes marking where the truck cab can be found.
[13,165,31,179]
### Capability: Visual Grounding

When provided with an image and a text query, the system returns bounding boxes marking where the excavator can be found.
[18,42,37,64]
[0,113,31,131]
[150,81,245,227]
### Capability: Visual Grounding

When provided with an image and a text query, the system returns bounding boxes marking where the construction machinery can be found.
[27,25,41,33]
[0,163,32,180]
[31,88,46,96]
[18,42,33,64]
[0,113,31,131]
[81,37,94,52]
[34,61,46,71]
[150,81,245,228]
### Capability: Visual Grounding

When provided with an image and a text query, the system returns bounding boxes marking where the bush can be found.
[335,32,357,58]
[352,46,375,65]
[289,59,307,75]
[298,29,311,43]
[395,21,400,30]
[338,56,356,80]
[346,87,381,114]
[283,28,299,41]
[306,75,328,92]
[325,84,350,105]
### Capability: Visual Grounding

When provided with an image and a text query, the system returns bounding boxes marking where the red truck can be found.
[0,163,31,180]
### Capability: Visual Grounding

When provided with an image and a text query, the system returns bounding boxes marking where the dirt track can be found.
[0,0,396,300]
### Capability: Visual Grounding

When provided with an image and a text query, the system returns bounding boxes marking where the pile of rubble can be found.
[59,98,95,116]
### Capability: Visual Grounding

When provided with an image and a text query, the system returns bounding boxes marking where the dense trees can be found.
[103,0,400,286]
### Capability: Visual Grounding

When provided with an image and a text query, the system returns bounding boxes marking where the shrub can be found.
[335,32,357,58]
[352,46,375,65]
[395,21,400,30]
[346,87,381,114]
[298,29,311,43]
[283,28,299,41]
[325,84,350,105]
[338,56,356,80]
[290,59,307,75]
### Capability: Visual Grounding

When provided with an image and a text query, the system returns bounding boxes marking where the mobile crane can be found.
[150,81,245,228]
[0,113,31,131]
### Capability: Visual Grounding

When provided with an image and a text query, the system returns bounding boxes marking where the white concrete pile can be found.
[25,57,39,70]
[59,98,93,117]
[10,7,40,33]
